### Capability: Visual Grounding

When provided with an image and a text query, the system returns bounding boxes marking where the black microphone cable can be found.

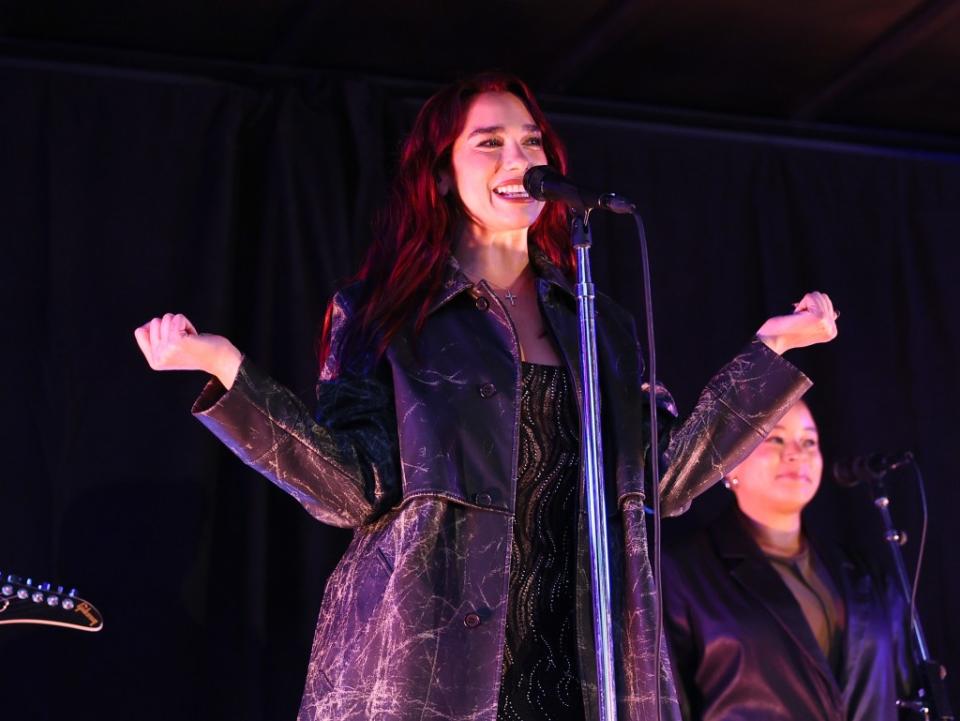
[908,461,929,638]
[622,207,664,721]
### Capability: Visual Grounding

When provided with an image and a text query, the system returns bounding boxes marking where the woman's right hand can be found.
[755,291,839,355]
[134,313,242,389]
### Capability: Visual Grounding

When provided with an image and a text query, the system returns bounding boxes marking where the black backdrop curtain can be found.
[1,59,958,720]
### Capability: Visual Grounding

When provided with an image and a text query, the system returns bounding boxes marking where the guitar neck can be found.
[0,574,103,632]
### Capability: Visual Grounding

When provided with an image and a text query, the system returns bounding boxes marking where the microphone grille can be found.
[832,451,915,487]
[522,165,554,200]
[831,459,860,487]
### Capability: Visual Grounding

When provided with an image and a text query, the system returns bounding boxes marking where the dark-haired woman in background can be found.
[134,72,838,720]
[661,400,913,721]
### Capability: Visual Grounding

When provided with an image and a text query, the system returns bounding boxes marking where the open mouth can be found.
[493,183,532,200]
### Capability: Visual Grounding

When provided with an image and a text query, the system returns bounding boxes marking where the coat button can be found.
[463,612,481,628]
[475,296,490,311]
[474,492,493,506]
[478,383,497,398]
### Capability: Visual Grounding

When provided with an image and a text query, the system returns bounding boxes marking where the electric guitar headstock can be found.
[0,573,103,632]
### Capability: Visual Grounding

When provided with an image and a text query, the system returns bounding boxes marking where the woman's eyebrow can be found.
[467,125,503,138]
[467,123,541,138]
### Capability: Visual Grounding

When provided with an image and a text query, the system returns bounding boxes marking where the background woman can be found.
[134,72,837,720]
[662,400,914,721]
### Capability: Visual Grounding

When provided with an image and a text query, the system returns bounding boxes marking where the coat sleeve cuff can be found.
[705,337,813,440]
[658,337,812,517]
[190,355,295,466]
[191,355,255,433]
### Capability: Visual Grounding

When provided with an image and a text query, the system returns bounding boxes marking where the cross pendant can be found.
[504,290,518,306]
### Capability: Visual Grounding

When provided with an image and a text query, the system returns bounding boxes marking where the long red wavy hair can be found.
[319,72,574,375]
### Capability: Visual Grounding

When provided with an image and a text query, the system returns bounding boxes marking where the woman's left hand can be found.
[755,291,839,355]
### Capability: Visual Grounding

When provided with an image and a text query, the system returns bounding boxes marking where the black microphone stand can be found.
[867,476,954,720]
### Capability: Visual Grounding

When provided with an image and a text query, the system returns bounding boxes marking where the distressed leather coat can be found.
[193,251,811,721]
[661,506,915,721]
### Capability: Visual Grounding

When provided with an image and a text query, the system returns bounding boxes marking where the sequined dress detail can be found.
[497,362,585,721]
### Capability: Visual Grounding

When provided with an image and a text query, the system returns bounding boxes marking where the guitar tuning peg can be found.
[68,588,79,598]
[39,582,51,592]
[57,586,64,595]
[8,574,22,584]
[26,578,34,586]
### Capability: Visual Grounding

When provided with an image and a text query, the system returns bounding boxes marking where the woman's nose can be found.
[782,441,803,459]
[503,139,535,169]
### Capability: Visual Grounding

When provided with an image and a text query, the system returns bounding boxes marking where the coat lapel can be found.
[713,510,843,702]
[811,536,870,689]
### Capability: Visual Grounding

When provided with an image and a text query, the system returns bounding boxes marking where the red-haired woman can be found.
[134,73,838,721]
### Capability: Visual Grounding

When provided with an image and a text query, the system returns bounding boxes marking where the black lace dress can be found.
[497,362,585,721]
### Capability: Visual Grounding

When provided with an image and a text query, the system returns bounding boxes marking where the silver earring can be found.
[723,477,739,490]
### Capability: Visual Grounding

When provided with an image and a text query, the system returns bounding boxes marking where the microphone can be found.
[832,451,915,487]
[522,165,637,215]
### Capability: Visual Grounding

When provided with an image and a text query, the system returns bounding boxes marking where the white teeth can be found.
[494,184,529,196]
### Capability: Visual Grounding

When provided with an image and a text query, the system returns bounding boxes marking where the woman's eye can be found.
[802,438,819,449]
[765,436,784,445]
[525,136,543,147]
[478,137,503,148]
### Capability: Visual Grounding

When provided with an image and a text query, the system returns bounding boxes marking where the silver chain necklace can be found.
[460,268,528,307]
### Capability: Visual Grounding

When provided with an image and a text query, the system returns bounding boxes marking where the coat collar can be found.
[429,244,575,315]
[710,506,844,702]
[529,245,576,298]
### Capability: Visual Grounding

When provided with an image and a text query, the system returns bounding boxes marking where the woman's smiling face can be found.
[439,91,548,237]
[730,401,823,518]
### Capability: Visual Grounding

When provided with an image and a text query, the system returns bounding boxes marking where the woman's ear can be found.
[436,170,452,196]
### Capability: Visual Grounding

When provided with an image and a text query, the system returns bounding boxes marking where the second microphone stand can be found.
[868,474,954,720]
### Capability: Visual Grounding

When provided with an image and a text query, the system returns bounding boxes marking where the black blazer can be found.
[661,506,914,721]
